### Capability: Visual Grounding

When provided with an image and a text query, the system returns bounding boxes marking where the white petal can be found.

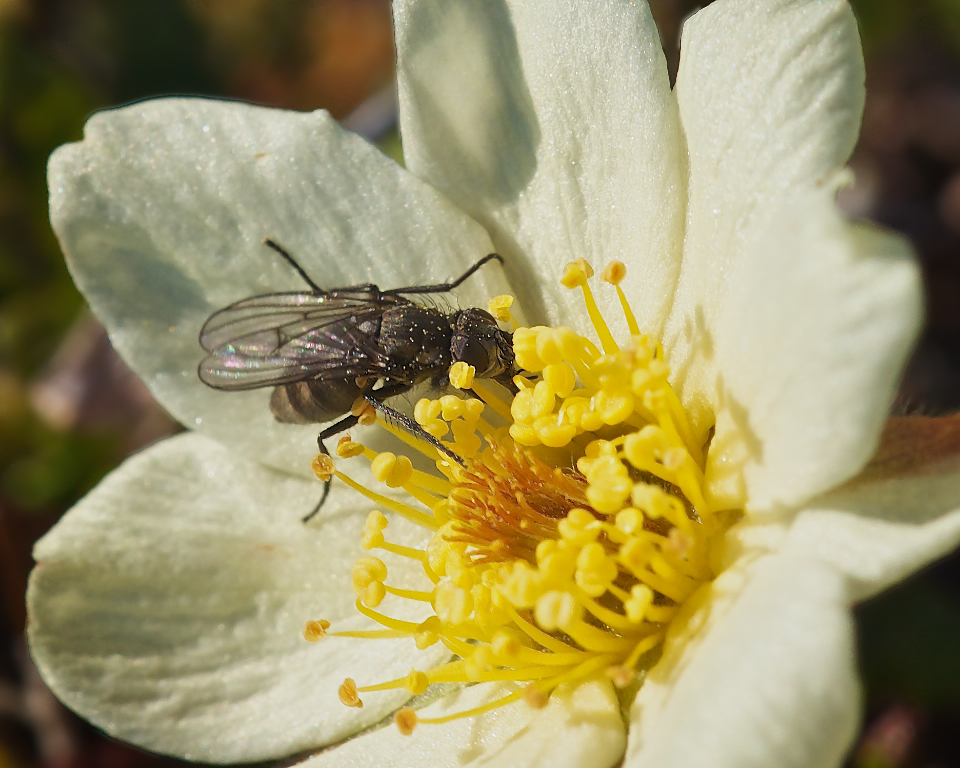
[27,434,448,764]
[301,679,624,768]
[665,0,866,424]
[703,190,921,514]
[626,554,859,768]
[782,467,960,601]
[49,98,505,477]
[396,0,686,337]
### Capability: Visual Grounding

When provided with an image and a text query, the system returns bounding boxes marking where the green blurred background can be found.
[1,1,959,766]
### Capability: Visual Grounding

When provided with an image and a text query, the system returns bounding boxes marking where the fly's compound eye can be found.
[451,309,507,377]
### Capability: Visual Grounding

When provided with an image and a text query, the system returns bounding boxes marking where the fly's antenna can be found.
[263,239,324,293]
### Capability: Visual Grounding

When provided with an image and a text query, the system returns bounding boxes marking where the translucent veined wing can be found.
[198,289,404,390]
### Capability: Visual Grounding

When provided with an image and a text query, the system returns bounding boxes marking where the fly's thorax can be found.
[378,305,453,372]
[306,259,740,735]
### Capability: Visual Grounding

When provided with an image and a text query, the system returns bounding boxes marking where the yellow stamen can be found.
[394,707,417,735]
[489,294,517,327]
[385,586,433,602]
[524,683,550,709]
[336,435,364,458]
[338,679,363,708]
[334,470,437,530]
[468,380,512,421]
[601,260,641,337]
[325,629,410,640]
[417,690,524,726]
[377,417,442,463]
[303,619,330,642]
[606,665,637,689]
[562,259,617,354]
[311,454,334,482]
[449,362,476,390]
[351,398,377,426]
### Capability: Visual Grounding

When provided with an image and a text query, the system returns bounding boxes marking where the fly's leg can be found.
[303,413,361,523]
[263,238,324,294]
[363,394,467,469]
[264,239,502,300]
[303,386,468,525]
[384,253,504,297]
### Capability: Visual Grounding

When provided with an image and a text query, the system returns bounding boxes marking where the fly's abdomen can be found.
[270,378,365,424]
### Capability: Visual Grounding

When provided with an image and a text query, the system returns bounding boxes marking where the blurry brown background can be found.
[0,1,958,766]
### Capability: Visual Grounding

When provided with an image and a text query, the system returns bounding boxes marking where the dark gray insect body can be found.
[267,303,515,423]
[197,242,518,517]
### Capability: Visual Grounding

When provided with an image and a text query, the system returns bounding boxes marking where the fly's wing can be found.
[198,289,402,390]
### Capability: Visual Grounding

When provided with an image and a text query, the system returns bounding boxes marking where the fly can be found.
[198,240,519,520]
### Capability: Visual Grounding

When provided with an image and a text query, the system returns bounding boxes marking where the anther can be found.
[560,258,594,288]
[451,418,483,457]
[414,398,442,424]
[624,584,653,622]
[668,527,692,558]
[336,435,364,458]
[601,261,626,285]
[461,646,492,681]
[361,510,388,550]
[663,447,687,472]
[575,542,619,597]
[463,398,485,422]
[311,454,335,481]
[615,507,643,535]
[557,508,600,545]
[498,561,542,608]
[584,455,632,514]
[339,679,363,708]
[490,629,523,658]
[303,619,330,642]
[488,294,515,323]
[405,670,430,695]
[352,557,388,606]
[439,395,466,421]
[351,398,376,426]
[606,665,636,689]
[449,362,475,390]
[543,363,576,398]
[394,707,418,736]
[362,582,386,607]
[535,329,566,366]
[433,580,474,626]
[523,684,549,709]
[371,452,414,488]
[414,617,441,649]
[534,590,582,631]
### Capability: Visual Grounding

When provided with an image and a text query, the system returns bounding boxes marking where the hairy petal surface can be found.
[396,0,686,337]
[49,98,504,477]
[704,191,921,515]
[626,554,859,768]
[301,679,624,768]
[27,434,446,764]
[665,0,866,423]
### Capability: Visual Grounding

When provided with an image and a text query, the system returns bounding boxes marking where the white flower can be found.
[28,1,960,767]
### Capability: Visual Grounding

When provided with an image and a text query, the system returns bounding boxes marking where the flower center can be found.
[305,259,738,734]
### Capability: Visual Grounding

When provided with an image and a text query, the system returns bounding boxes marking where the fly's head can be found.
[449,308,516,380]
